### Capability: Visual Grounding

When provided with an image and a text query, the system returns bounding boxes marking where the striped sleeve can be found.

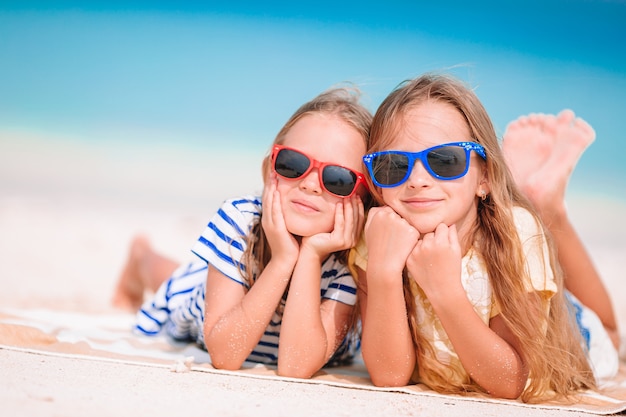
[320,255,357,306]
[191,195,262,287]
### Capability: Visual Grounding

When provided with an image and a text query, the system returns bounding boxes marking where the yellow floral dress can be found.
[350,206,559,385]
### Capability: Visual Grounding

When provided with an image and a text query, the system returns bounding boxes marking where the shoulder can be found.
[220,195,262,216]
[212,195,262,230]
[511,206,539,228]
[511,206,544,241]
[192,195,261,277]
[511,206,557,294]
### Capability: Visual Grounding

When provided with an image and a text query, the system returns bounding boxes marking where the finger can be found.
[448,224,459,246]
[420,231,435,250]
[333,200,347,242]
[261,176,276,229]
[364,206,380,231]
[263,173,277,207]
[354,196,365,241]
[433,222,449,244]
[271,189,287,230]
[363,206,390,238]
[447,224,462,257]
[343,197,360,246]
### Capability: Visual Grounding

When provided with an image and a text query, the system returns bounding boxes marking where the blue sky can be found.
[1,1,625,194]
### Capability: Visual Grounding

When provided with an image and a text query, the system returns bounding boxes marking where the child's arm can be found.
[503,109,619,349]
[204,178,300,370]
[429,294,528,398]
[278,248,355,377]
[203,259,294,370]
[359,206,419,386]
[278,196,363,378]
[359,267,416,386]
[409,223,528,399]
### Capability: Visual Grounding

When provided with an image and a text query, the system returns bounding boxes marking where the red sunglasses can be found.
[271,145,368,198]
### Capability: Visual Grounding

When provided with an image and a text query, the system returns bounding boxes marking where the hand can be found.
[301,195,364,259]
[261,173,299,267]
[364,206,419,281]
[406,223,462,300]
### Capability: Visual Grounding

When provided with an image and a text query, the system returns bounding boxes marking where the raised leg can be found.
[111,235,178,311]
[503,110,619,349]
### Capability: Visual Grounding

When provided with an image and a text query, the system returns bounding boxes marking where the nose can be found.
[299,168,323,194]
[405,160,433,187]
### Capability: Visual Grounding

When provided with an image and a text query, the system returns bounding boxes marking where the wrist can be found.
[366,266,405,288]
[423,281,467,311]
[297,245,326,265]
[265,258,296,282]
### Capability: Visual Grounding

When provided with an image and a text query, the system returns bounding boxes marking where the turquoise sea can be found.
[1,1,625,199]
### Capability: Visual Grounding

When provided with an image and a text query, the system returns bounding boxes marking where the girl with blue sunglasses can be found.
[353,74,617,402]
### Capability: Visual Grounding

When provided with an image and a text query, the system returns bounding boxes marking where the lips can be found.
[290,198,320,213]
[402,197,442,209]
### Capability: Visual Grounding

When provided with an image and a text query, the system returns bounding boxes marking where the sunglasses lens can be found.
[275,149,310,179]
[426,146,467,178]
[322,166,357,197]
[371,153,410,186]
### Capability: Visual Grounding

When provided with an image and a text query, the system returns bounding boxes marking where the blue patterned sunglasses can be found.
[363,141,486,187]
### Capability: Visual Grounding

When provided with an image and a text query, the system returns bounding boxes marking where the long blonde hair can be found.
[368,73,594,402]
[241,86,372,287]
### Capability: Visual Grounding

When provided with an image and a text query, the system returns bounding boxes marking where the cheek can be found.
[380,188,400,208]
[276,177,296,195]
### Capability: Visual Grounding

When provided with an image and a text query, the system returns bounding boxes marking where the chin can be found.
[408,220,438,235]
[285,219,333,237]
[289,225,333,237]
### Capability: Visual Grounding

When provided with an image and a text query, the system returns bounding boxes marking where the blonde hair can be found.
[368,73,594,402]
[242,85,372,286]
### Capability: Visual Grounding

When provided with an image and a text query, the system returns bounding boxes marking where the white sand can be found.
[1,131,625,416]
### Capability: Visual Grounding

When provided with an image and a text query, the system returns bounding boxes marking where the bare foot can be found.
[502,109,595,223]
[111,236,152,311]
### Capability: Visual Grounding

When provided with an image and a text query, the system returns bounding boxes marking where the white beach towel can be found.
[1,307,626,415]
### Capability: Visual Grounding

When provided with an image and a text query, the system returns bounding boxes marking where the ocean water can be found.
[1,4,625,200]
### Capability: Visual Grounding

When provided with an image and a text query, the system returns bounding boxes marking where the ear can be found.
[476,169,491,200]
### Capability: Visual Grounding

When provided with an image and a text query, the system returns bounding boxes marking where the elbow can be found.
[362,348,415,387]
[209,356,244,371]
[370,373,412,387]
[484,374,527,400]
[204,328,246,370]
[365,354,413,387]
[206,345,246,371]
[489,386,524,400]
[277,344,327,379]
[277,362,318,380]
[277,368,316,380]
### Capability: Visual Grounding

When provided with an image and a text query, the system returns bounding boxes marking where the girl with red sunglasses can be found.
[113,87,371,377]
[354,74,618,402]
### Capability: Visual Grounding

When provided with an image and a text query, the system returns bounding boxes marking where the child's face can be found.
[380,101,485,237]
[276,113,367,237]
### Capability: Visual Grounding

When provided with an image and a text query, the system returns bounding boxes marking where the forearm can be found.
[278,250,328,378]
[205,261,292,369]
[430,290,527,398]
[361,271,415,387]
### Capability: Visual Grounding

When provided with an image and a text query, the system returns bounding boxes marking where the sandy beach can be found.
[1,131,625,416]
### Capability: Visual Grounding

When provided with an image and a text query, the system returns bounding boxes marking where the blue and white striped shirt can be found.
[135,195,359,365]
